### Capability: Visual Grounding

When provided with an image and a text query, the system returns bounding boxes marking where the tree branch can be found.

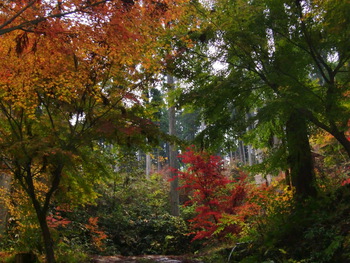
[0,0,110,36]
[0,0,37,30]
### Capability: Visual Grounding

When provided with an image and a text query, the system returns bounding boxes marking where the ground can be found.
[91,255,203,263]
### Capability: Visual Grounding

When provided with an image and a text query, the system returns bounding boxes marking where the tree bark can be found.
[0,173,11,235]
[23,163,62,263]
[286,111,317,198]
[28,185,56,263]
[37,209,56,263]
[167,74,180,216]
[157,148,161,172]
[145,153,151,179]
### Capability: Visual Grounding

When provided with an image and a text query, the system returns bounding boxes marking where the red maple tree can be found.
[176,147,252,241]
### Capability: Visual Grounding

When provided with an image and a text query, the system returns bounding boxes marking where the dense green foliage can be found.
[173,0,350,197]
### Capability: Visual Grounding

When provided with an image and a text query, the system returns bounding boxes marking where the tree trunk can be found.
[23,163,62,263]
[0,173,11,234]
[157,148,161,172]
[285,169,292,190]
[36,208,56,263]
[24,178,56,263]
[168,74,180,216]
[28,187,56,263]
[286,112,317,198]
[239,141,246,164]
[145,153,151,179]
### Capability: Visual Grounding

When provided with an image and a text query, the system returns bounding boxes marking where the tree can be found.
[0,0,190,261]
[177,147,252,241]
[173,0,350,197]
[167,75,180,216]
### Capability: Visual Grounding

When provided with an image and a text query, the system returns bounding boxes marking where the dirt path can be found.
[91,255,203,263]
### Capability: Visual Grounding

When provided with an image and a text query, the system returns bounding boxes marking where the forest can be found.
[0,0,349,262]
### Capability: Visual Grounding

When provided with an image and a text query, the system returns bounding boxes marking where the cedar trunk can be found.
[286,112,317,198]
[168,74,180,216]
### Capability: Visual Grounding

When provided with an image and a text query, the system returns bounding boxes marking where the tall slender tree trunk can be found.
[239,141,246,164]
[167,74,180,216]
[286,111,317,198]
[157,148,161,172]
[285,169,292,190]
[0,173,11,234]
[247,145,253,166]
[145,153,151,179]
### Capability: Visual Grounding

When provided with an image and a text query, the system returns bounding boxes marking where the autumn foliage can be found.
[176,147,257,241]
[85,217,108,251]
[0,0,196,262]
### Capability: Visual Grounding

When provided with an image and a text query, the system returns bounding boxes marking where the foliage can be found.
[311,131,350,183]
[84,217,108,252]
[96,171,192,256]
[0,0,197,261]
[224,175,350,263]
[173,0,350,195]
[175,146,350,262]
[30,169,194,257]
[177,147,258,242]
[0,179,42,253]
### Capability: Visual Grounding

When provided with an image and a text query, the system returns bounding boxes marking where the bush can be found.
[103,212,191,255]
[230,183,350,263]
[48,170,194,256]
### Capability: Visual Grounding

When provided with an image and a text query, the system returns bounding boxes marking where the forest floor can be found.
[91,255,204,263]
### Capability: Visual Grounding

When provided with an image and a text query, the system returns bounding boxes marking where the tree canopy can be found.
[0,0,350,262]
[0,0,194,262]
[173,0,350,196]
